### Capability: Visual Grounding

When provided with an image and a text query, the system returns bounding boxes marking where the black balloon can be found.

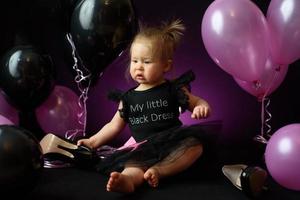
[71,0,138,84]
[0,45,55,111]
[0,125,43,196]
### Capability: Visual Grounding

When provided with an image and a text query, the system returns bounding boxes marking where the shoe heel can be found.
[241,166,268,198]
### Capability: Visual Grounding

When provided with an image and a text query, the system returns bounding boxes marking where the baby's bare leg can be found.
[107,166,145,193]
[144,144,203,187]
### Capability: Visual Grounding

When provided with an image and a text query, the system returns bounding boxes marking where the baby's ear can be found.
[164,59,173,72]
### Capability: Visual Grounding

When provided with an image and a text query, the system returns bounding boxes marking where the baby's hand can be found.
[191,104,210,119]
[77,138,94,149]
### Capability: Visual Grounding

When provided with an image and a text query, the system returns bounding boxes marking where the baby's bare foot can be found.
[106,172,134,193]
[144,168,160,187]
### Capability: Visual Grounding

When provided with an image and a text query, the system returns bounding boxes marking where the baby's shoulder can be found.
[171,70,195,90]
[107,89,126,102]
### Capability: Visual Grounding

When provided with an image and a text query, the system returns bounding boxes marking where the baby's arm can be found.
[182,87,211,119]
[77,102,126,149]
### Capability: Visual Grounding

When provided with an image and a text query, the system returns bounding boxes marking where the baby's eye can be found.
[131,59,138,63]
[144,60,152,64]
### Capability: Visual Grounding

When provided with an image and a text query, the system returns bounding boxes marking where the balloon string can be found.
[253,98,269,144]
[264,97,272,138]
[254,96,273,144]
[65,33,92,141]
[253,66,281,144]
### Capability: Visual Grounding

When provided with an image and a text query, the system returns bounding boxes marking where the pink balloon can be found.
[267,0,300,64]
[234,58,288,100]
[201,0,270,82]
[0,91,19,124]
[265,123,300,190]
[0,114,14,125]
[35,85,84,139]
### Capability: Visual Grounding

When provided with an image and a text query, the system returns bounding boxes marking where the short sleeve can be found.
[171,70,196,112]
[107,89,124,102]
[107,89,128,121]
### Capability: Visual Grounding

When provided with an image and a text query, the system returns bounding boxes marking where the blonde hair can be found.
[130,19,185,62]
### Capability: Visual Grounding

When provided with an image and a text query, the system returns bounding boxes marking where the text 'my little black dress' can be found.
[95,70,220,174]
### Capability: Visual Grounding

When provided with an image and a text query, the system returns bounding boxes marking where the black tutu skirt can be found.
[93,120,222,174]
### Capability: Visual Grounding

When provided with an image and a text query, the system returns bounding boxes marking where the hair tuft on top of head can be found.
[131,19,186,61]
[161,19,185,46]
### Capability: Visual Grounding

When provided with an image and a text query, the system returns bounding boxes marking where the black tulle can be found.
[94,121,222,174]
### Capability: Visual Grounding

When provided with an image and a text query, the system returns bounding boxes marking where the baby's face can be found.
[129,40,168,89]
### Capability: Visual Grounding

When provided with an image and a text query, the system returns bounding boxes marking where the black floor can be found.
[25,165,300,200]
[18,139,300,200]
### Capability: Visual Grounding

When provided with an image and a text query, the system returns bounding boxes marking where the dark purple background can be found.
[58,0,300,143]
[56,0,300,146]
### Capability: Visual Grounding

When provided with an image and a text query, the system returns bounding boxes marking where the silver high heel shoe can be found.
[40,133,95,167]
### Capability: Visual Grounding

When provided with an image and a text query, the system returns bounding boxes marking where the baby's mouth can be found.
[136,74,145,80]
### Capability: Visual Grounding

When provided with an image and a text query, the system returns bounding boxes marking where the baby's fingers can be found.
[191,107,201,119]
[201,107,209,118]
[77,139,85,146]
[191,112,196,119]
[192,106,209,119]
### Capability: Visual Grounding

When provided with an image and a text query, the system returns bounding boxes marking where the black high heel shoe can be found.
[222,164,268,198]
[40,133,96,168]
